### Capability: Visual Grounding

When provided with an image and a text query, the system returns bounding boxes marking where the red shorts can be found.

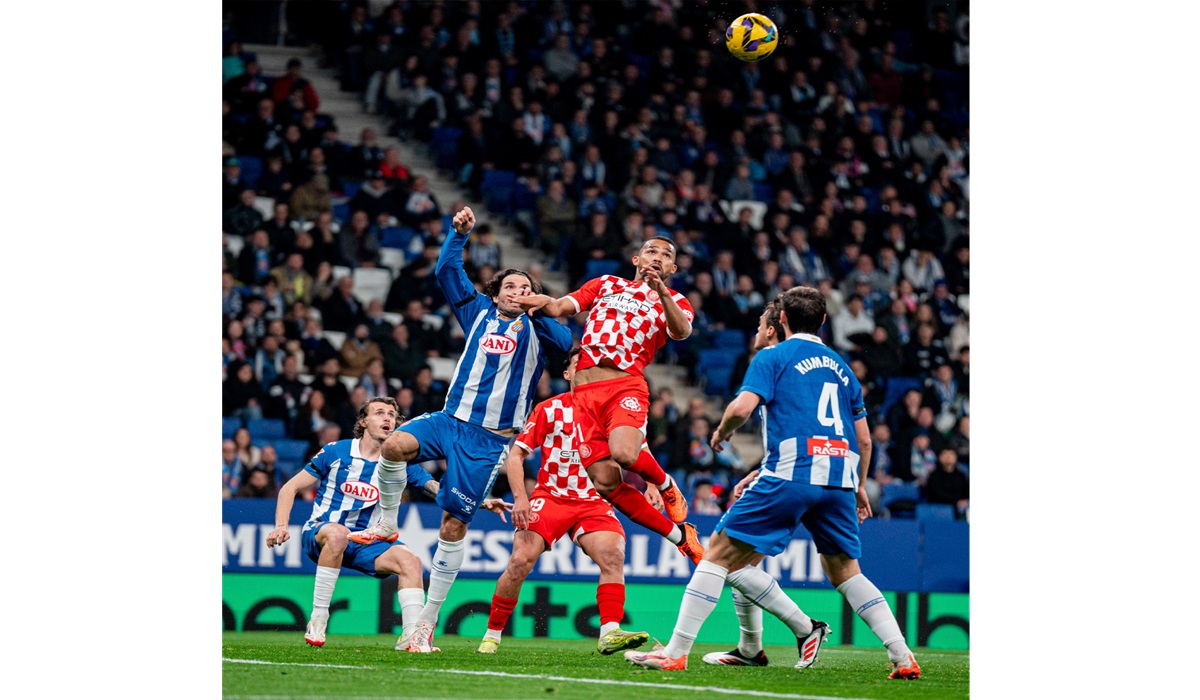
[572,375,649,468]
[526,489,624,547]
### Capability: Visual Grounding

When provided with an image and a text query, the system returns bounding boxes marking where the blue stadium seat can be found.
[698,348,736,372]
[703,365,735,397]
[246,417,287,440]
[752,182,774,202]
[272,438,311,463]
[482,170,518,217]
[917,503,956,523]
[711,329,746,351]
[222,416,243,440]
[332,202,350,224]
[882,481,920,518]
[380,226,418,250]
[584,259,621,280]
[878,376,924,420]
[340,180,361,199]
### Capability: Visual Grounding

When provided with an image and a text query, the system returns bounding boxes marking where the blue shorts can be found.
[713,473,862,559]
[398,411,513,523]
[303,524,397,579]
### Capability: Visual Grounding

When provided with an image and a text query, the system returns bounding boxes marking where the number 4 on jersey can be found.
[817,382,844,437]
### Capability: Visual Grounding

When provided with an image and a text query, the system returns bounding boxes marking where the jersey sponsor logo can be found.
[556,449,579,462]
[598,293,656,316]
[807,438,851,457]
[620,396,642,412]
[339,480,380,503]
[480,333,517,354]
[450,486,478,507]
[579,443,593,460]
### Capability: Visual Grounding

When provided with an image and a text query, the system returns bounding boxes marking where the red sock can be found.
[488,594,518,630]
[606,482,674,538]
[624,449,668,487]
[596,582,625,626]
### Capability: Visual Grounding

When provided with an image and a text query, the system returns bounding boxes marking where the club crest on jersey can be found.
[620,396,642,412]
[579,443,593,460]
[480,334,517,354]
[511,319,524,332]
[807,438,851,457]
[340,480,380,504]
[646,290,660,301]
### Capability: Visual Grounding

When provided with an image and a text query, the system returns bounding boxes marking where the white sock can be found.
[837,573,909,662]
[599,621,620,637]
[727,566,812,638]
[398,588,425,641]
[665,560,727,658]
[666,524,683,545]
[484,628,503,642]
[418,537,466,625]
[659,473,674,490]
[377,458,408,529]
[729,588,764,656]
[313,566,340,615]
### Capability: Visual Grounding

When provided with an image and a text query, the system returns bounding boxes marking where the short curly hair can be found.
[353,396,403,439]
[483,268,542,299]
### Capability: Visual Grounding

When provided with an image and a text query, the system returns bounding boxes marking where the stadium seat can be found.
[332,202,350,224]
[352,266,393,304]
[711,329,747,351]
[482,169,518,217]
[252,196,276,220]
[878,376,924,420]
[246,417,287,440]
[916,503,956,522]
[585,259,621,280]
[703,365,735,397]
[322,330,346,350]
[881,482,920,518]
[224,234,244,258]
[339,374,357,393]
[238,156,263,189]
[752,182,774,202]
[222,416,243,440]
[340,180,361,199]
[379,247,406,275]
[427,356,457,383]
[332,265,352,281]
[698,348,736,371]
[272,438,311,463]
[719,199,767,229]
[380,226,418,250]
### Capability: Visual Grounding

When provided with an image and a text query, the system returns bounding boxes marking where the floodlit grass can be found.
[223,632,968,699]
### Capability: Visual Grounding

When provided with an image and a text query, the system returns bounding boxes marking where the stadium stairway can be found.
[244,44,764,467]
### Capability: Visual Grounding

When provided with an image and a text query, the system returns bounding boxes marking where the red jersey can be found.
[566,275,695,378]
[514,394,600,501]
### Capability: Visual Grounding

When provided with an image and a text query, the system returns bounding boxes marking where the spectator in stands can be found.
[943,242,969,297]
[357,356,392,398]
[289,173,333,223]
[945,415,970,465]
[232,426,263,472]
[235,467,275,499]
[400,175,441,228]
[468,223,501,270]
[338,210,382,268]
[535,179,577,257]
[922,361,964,433]
[272,58,320,113]
[311,356,351,412]
[319,274,368,334]
[222,271,245,322]
[901,247,945,295]
[222,439,243,498]
[349,171,400,225]
[225,188,265,240]
[292,387,337,455]
[339,323,384,378]
[297,317,338,371]
[691,480,724,516]
[887,388,923,446]
[271,252,315,306]
[348,128,386,177]
[310,261,337,305]
[408,365,445,416]
[859,325,904,382]
[926,447,969,517]
[224,360,267,422]
[831,294,875,356]
[223,158,248,210]
[362,298,394,344]
[903,322,949,378]
[267,354,308,425]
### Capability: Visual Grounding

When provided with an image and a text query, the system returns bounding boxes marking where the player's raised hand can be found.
[452,206,476,235]
[265,526,290,548]
[515,293,551,312]
[482,498,514,523]
[642,267,669,296]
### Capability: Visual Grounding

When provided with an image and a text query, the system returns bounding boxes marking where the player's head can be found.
[485,268,542,319]
[753,299,787,350]
[776,285,827,336]
[564,346,582,385]
[632,236,678,281]
[353,396,401,440]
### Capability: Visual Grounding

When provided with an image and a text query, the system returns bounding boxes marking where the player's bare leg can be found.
[350,431,421,545]
[408,512,469,652]
[822,554,920,679]
[577,531,649,654]
[307,524,352,646]
[374,545,428,651]
[478,530,546,653]
[587,455,704,563]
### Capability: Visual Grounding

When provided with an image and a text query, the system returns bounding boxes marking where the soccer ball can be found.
[725,13,778,62]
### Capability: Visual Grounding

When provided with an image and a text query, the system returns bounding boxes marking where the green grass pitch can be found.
[223,632,968,699]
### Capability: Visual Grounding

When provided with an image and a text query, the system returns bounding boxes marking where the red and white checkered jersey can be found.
[566,275,695,378]
[514,394,601,501]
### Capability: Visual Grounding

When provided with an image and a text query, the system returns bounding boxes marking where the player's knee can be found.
[594,548,625,575]
[382,431,417,462]
[323,530,350,555]
[588,460,621,494]
[610,444,639,468]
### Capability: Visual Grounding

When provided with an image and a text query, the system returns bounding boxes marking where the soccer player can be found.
[265,396,437,649]
[516,236,704,564]
[349,206,575,653]
[625,286,921,680]
[477,348,649,656]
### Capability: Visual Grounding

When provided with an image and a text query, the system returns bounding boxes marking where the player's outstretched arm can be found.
[515,293,577,318]
[433,206,479,308]
[267,471,319,547]
[644,268,692,340]
[711,391,762,451]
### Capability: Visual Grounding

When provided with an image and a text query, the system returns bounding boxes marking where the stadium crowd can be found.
[221,0,969,520]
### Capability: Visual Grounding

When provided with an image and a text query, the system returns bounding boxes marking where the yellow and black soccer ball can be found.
[725,13,778,62]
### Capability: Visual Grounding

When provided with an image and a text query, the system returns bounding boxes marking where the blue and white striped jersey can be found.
[739,333,867,489]
[436,229,574,430]
[302,439,433,532]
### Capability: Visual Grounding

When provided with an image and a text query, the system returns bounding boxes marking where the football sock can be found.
[664,560,728,658]
[596,582,625,631]
[627,449,670,489]
[313,566,340,614]
[605,482,675,539]
[487,594,518,634]
[398,588,425,642]
[418,537,466,625]
[729,587,764,656]
[837,573,909,663]
[727,566,812,638]
[377,458,408,529]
